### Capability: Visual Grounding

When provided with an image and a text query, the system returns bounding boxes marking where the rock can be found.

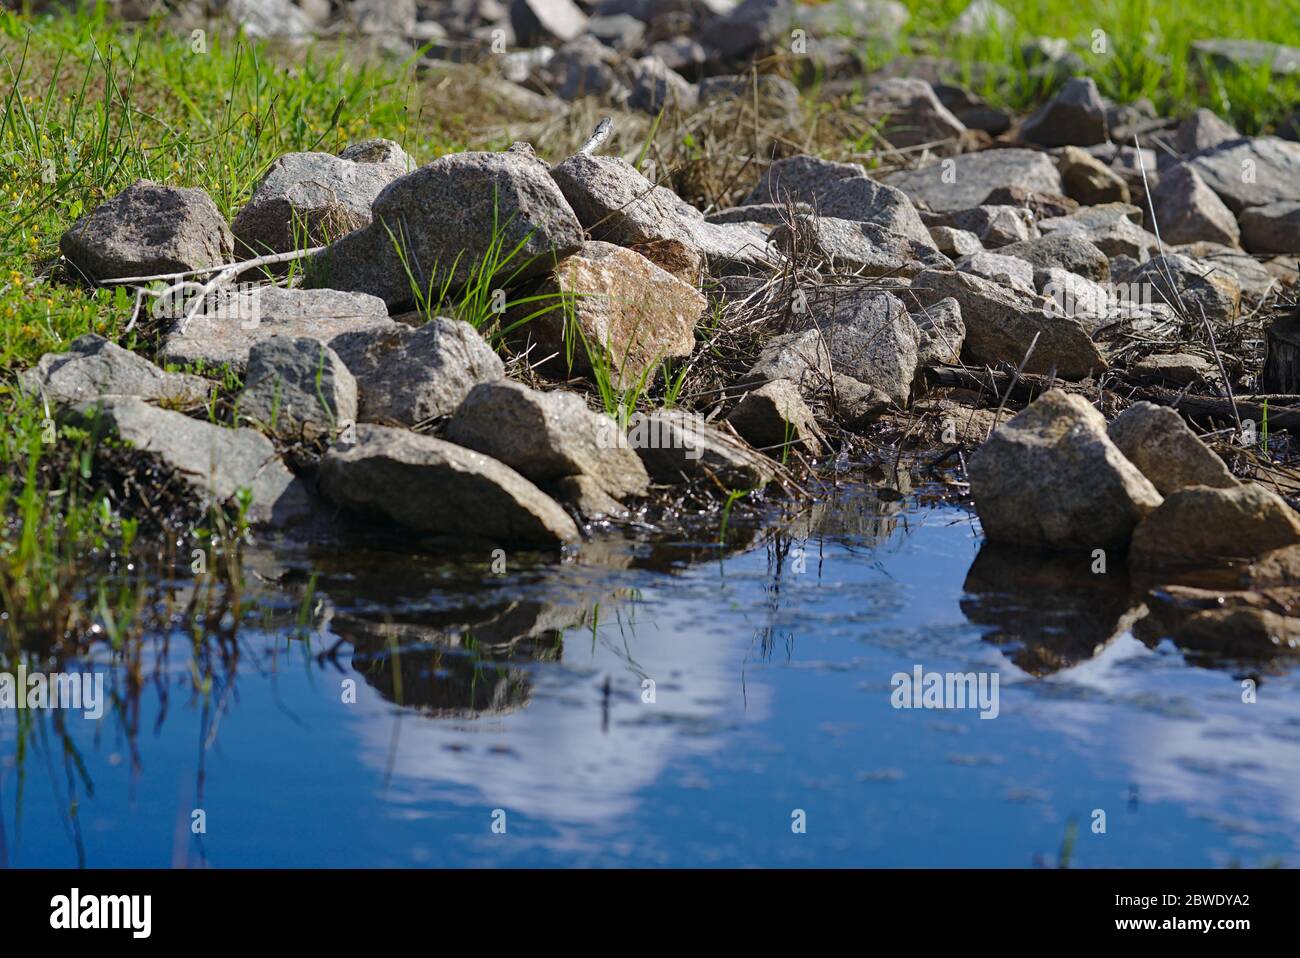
[950,0,1013,36]
[1057,145,1130,205]
[770,216,951,277]
[159,286,393,372]
[934,83,1011,135]
[586,13,646,49]
[626,55,698,113]
[817,373,891,428]
[742,154,867,206]
[997,232,1109,281]
[1018,77,1108,147]
[307,150,584,308]
[1035,266,1111,326]
[1108,402,1238,495]
[319,423,579,545]
[628,236,705,283]
[445,379,649,499]
[239,336,357,442]
[861,77,966,147]
[805,290,919,404]
[1150,163,1241,248]
[60,180,233,283]
[1170,242,1282,300]
[1189,137,1300,214]
[725,378,824,457]
[698,74,800,117]
[910,269,1106,379]
[329,317,504,426]
[1038,205,1159,259]
[1191,39,1300,78]
[628,408,774,487]
[536,35,627,100]
[968,390,1162,549]
[746,328,833,390]
[883,149,1063,213]
[62,397,310,526]
[550,151,697,248]
[1173,108,1239,156]
[707,203,810,226]
[520,241,703,387]
[928,225,982,257]
[510,0,588,46]
[231,150,407,257]
[1130,352,1215,386]
[345,0,417,36]
[1173,608,1300,658]
[816,177,934,246]
[938,205,1038,248]
[19,334,212,409]
[957,250,1034,291]
[1131,484,1300,569]
[909,296,965,366]
[698,0,787,61]
[223,0,318,39]
[648,37,707,77]
[1119,253,1241,324]
[982,185,1078,220]
[1239,201,1300,254]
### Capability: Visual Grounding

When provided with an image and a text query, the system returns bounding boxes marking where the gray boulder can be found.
[937,205,1038,248]
[997,232,1110,281]
[159,286,393,372]
[860,77,966,147]
[319,423,579,545]
[239,336,358,442]
[330,317,504,426]
[746,327,833,390]
[1173,108,1239,156]
[1018,77,1108,147]
[20,334,212,409]
[1239,201,1300,254]
[770,216,951,277]
[725,378,824,457]
[813,289,919,404]
[307,150,584,307]
[969,390,1162,549]
[628,409,774,487]
[957,250,1034,291]
[445,379,650,500]
[1108,402,1238,495]
[742,154,867,206]
[63,397,311,526]
[883,149,1063,212]
[817,176,933,245]
[1151,163,1241,248]
[60,180,233,283]
[909,296,965,367]
[510,0,588,46]
[1189,137,1300,214]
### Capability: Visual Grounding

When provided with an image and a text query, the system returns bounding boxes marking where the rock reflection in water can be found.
[961,543,1141,675]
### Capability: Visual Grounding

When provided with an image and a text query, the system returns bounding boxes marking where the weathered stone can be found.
[550,152,696,247]
[62,397,310,526]
[319,423,579,545]
[938,205,1038,248]
[1108,402,1238,495]
[239,336,357,442]
[699,74,801,117]
[329,317,504,426]
[1019,77,1108,147]
[1131,484,1300,569]
[816,177,934,246]
[811,289,919,403]
[510,0,588,46]
[860,77,966,147]
[1173,108,1239,156]
[742,154,867,206]
[19,334,212,409]
[1150,163,1241,248]
[60,180,233,283]
[884,150,1063,213]
[770,216,951,277]
[982,184,1079,220]
[159,286,393,372]
[536,35,627,101]
[910,269,1106,379]
[445,379,649,499]
[1130,352,1214,386]
[969,390,1162,549]
[928,225,982,258]
[1057,145,1130,205]
[307,150,584,307]
[707,203,811,226]
[1189,137,1300,214]
[1170,242,1282,300]
[1035,266,1111,327]
[231,151,407,256]
[521,241,703,387]
[725,378,824,457]
[1038,205,1159,259]
[934,83,1012,135]
[816,373,891,428]
[746,328,833,390]
[338,139,412,168]
[957,250,1034,291]
[628,409,774,487]
[996,232,1110,281]
[1239,201,1300,254]
[1119,253,1241,324]
[909,296,965,367]
[552,473,627,517]
[626,55,698,113]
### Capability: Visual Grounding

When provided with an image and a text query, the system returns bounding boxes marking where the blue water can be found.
[3,483,1299,868]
